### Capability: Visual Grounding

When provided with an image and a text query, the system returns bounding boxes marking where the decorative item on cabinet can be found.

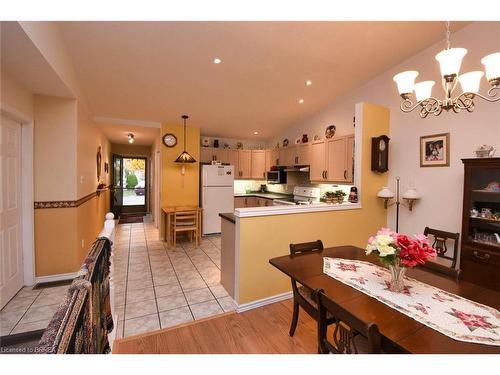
[223,143,230,149]
[294,137,301,145]
[313,135,320,141]
[236,142,243,149]
[420,133,450,167]
[213,139,219,148]
[325,125,336,139]
[474,144,496,158]
[283,138,289,147]
[202,137,210,147]
[302,134,308,143]
[371,135,390,173]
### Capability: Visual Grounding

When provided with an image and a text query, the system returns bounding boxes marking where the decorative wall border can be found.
[34,188,109,209]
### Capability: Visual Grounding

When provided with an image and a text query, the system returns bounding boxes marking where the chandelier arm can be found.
[466,89,500,103]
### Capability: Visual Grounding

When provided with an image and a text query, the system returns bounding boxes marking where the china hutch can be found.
[461,158,500,290]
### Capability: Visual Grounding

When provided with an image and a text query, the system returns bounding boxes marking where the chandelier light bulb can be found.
[393,71,419,96]
[435,48,468,77]
[458,71,484,94]
[481,52,500,84]
[414,81,435,102]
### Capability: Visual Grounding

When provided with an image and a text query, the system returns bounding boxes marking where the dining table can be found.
[269,245,500,354]
[162,205,203,248]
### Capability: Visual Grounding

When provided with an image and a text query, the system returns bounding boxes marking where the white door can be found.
[202,186,234,235]
[0,115,23,308]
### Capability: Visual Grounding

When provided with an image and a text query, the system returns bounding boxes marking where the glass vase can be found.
[388,262,407,293]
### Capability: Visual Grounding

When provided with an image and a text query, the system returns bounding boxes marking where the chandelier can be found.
[393,22,500,118]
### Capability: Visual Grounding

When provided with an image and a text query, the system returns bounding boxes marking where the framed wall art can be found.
[420,133,450,167]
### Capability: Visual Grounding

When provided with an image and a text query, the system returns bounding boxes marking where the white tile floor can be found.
[0,217,234,341]
[112,219,235,339]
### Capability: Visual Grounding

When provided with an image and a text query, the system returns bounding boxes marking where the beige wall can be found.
[0,71,34,117]
[237,103,389,304]
[34,95,78,201]
[111,143,151,158]
[273,22,500,238]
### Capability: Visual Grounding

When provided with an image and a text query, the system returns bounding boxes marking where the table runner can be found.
[323,257,500,346]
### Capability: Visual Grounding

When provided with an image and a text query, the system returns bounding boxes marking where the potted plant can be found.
[323,190,346,204]
[366,228,437,292]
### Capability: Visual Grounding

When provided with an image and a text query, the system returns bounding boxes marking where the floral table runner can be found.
[323,257,500,346]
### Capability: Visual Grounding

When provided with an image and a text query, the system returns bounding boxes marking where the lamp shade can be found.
[393,71,419,95]
[175,114,197,164]
[435,48,468,77]
[402,187,420,200]
[481,52,500,82]
[377,186,395,199]
[458,71,484,94]
[414,81,435,101]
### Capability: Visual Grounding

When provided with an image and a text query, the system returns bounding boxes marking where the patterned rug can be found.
[118,215,144,224]
[323,257,500,346]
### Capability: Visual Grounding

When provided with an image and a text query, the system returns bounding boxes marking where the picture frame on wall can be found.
[420,133,450,167]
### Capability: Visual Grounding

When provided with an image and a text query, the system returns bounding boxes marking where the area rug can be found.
[118,215,144,224]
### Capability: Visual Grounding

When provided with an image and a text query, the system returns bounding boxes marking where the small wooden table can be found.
[162,206,203,248]
[269,246,500,354]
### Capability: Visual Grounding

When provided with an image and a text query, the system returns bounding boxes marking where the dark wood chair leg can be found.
[289,301,299,336]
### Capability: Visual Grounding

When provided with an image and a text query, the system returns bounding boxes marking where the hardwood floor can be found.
[113,299,319,354]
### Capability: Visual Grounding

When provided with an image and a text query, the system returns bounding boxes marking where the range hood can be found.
[284,166,310,173]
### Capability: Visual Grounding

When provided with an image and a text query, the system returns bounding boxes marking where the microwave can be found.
[266,168,287,184]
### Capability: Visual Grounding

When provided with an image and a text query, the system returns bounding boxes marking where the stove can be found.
[273,186,323,206]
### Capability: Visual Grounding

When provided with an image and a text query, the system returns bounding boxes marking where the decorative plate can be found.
[313,135,320,141]
[325,125,336,139]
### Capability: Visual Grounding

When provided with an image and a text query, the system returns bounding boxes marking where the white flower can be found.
[377,244,396,257]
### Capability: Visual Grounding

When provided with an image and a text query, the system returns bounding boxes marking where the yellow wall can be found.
[159,123,200,238]
[236,103,390,304]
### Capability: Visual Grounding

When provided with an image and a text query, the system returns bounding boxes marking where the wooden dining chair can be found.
[288,240,336,339]
[314,288,382,354]
[170,209,199,248]
[422,227,461,280]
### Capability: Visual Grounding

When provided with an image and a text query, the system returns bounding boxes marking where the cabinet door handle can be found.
[325,170,328,180]
[473,251,490,260]
[295,156,298,164]
[344,170,347,180]
[277,158,280,165]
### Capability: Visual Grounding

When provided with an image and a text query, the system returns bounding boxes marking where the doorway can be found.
[111,155,148,216]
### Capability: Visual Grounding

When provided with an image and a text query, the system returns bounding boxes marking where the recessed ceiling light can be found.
[128,133,134,143]
[305,80,312,86]
[253,131,259,135]
[213,58,222,64]
[299,99,304,104]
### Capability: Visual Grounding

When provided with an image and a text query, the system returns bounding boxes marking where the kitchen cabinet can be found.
[234,197,247,208]
[200,147,215,163]
[227,149,239,168]
[265,149,278,171]
[214,148,228,164]
[310,140,327,181]
[234,196,273,208]
[257,197,273,207]
[251,150,266,179]
[199,147,228,164]
[290,144,310,165]
[310,135,354,183]
[237,150,252,179]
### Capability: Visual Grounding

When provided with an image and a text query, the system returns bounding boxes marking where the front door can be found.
[111,155,147,215]
[0,114,23,308]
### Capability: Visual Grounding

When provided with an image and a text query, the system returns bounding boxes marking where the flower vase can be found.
[388,263,407,293]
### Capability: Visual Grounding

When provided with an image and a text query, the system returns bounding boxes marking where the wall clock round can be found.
[162,133,177,147]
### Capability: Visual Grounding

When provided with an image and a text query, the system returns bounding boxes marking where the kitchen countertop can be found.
[219,213,236,223]
[234,191,293,200]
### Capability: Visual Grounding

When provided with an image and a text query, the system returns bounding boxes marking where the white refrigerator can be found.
[201,165,235,235]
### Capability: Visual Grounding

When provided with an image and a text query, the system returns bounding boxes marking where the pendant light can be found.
[175,115,196,175]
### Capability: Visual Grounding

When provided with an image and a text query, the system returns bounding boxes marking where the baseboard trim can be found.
[35,272,78,284]
[236,291,292,313]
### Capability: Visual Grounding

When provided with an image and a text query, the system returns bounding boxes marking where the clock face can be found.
[162,133,177,147]
[379,139,386,151]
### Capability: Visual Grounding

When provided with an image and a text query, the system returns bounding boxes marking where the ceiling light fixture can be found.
[253,131,259,135]
[299,99,304,104]
[213,58,222,64]
[128,133,134,144]
[393,21,500,118]
[305,80,312,86]
[175,115,196,175]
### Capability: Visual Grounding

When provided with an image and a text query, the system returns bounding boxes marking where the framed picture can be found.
[420,133,450,167]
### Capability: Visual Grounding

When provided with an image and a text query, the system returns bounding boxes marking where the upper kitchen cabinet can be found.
[310,135,354,183]
[237,149,252,179]
[251,150,266,179]
[266,149,279,170]
[200,147,228,163]
[310,140,327,181]
[292,144,310,165]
